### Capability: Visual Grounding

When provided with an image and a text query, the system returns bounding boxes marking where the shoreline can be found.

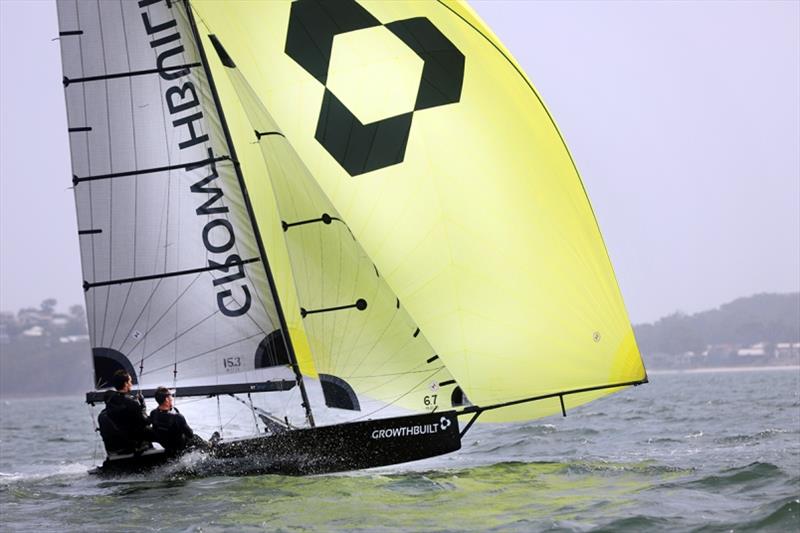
[648,365,799,375]
[3,365,799,400]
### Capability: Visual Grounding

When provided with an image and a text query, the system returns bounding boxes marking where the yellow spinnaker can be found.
[194,0,646,421]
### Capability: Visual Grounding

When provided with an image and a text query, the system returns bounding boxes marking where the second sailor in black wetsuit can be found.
[149,386,207,456]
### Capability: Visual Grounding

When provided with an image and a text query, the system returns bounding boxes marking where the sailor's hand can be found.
[136,392,145,405]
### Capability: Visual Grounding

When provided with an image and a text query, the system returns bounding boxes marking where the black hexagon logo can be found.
[285,0,465,176]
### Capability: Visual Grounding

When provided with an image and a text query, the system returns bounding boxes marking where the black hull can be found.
[90,447,171,476]
[91,411,461,477]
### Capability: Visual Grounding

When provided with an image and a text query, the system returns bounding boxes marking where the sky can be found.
[0,0,798,324]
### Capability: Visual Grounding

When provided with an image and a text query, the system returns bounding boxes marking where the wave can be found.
[680,462,784,491]
[644,437,683,444]
[45,437,85,443]
[745,498,800,531]
[587,515,674,532]
[0,463,91,486]
[557,461,689,477]
[422,459,692,479]
[476,437,530,455]
[519,423,558,436]
[714,428,793,445]
[697,496,800,532]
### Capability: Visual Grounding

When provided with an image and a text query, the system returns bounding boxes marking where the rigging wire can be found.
[87,403,100,463]
[216,395,223,437]
[247,392,260,434]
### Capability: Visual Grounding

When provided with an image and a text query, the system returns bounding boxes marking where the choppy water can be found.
[1,368,798,532]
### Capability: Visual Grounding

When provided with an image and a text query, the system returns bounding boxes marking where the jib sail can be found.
[208,37,462,418]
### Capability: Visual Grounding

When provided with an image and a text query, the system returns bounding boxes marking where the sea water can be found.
[1,368,798,532]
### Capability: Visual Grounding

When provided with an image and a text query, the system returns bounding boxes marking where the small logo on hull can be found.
[370,416,453,439]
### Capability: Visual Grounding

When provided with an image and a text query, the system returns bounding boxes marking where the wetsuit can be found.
[98,390,152,454]
[149,407,204,455]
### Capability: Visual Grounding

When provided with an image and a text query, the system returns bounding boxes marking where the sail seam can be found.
[350,366,447,421]
[97,4,113,348]
[144,330,262,375]
[117,278,165,355]
[139,309,220,365]
[120,273,204,357]
[68,0,98,345]
[345,366,445,379]
[112,0,140,356]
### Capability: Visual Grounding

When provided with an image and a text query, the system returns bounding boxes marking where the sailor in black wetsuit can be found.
[150,386,207,456]
[98,370,153,455]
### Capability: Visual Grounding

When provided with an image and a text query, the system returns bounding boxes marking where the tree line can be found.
[633,293,800,356]
[1,294,798,396]
[0,299,92,396]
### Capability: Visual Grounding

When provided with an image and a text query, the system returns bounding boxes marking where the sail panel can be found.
[56,0,289,389]
[194,0,646,421]
[215,61,459,416]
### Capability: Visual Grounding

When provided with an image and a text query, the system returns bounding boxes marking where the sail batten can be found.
[72,155,231,183]
[63,63,203,86]
[83,257,259,290]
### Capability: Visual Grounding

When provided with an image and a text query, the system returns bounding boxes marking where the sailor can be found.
[97,370,153,454]
[149,386,208,456]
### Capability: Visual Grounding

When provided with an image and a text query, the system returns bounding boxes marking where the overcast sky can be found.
[1,0,798,324]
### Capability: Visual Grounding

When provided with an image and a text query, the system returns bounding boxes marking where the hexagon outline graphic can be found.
[285,0,465,176]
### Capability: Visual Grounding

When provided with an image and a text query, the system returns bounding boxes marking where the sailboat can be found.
[56,0,647,476]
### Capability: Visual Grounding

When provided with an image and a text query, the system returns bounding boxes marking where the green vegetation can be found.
[634,293,800,357]
[0,336,92,396]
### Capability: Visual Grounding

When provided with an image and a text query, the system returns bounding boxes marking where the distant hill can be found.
[1,294,798,396]
[634,293,800,356]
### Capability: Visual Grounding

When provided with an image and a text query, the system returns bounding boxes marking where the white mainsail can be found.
[56,0,294,391]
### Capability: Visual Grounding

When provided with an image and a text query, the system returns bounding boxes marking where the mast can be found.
[183,0,315,427]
